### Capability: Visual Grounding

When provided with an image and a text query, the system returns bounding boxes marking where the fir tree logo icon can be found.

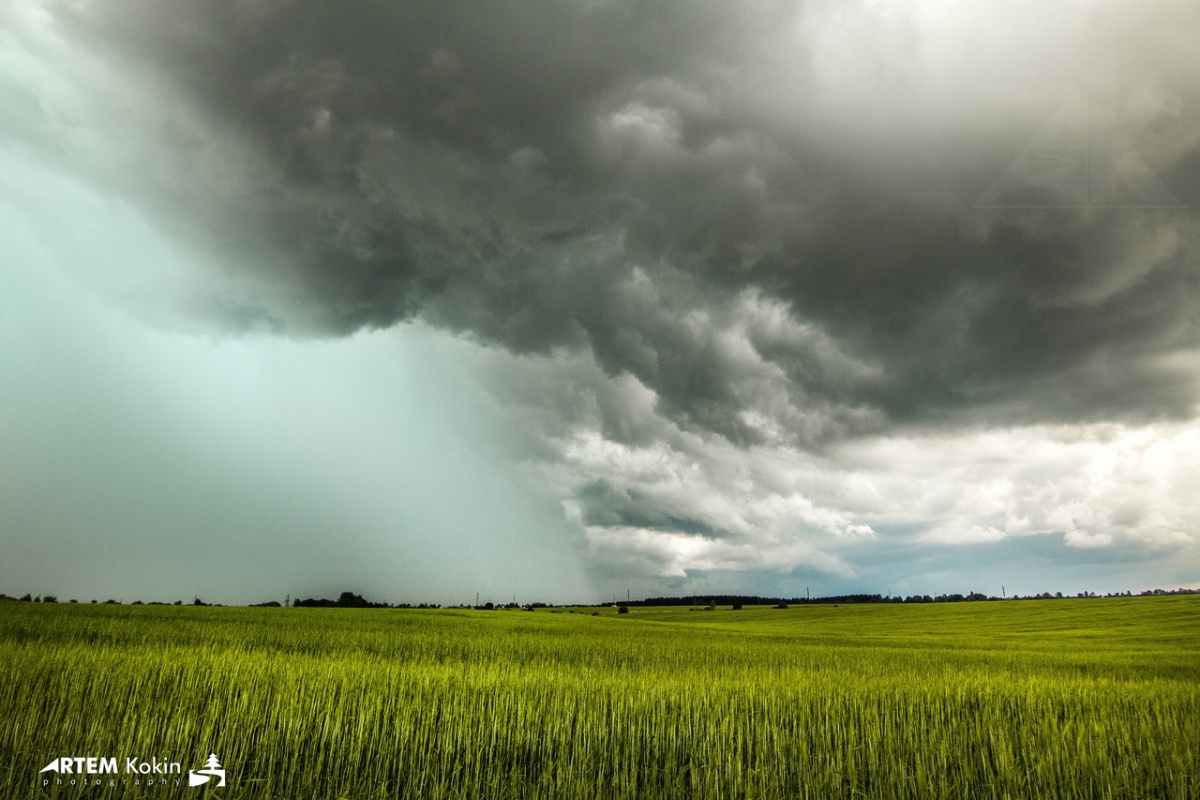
[187,753,226,787]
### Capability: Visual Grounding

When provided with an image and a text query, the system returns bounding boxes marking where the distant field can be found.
[2,597,1197,799]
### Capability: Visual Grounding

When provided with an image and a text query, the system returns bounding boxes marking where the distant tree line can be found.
[292,591,390,608]
[2,587,1197,607]
[458,601,550,611]
[291,591,445,609]
[617,588,1200,608]
[0,594,193,605]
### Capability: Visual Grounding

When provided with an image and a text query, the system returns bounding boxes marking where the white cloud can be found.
[502,350,1200,583]
[843,423,1200,551]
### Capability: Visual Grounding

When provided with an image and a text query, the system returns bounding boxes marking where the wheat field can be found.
[1,596,1197,799]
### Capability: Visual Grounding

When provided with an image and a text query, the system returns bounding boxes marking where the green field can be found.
[2,597,1197,799]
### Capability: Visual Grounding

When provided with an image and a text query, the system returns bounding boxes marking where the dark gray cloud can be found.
[34,0,1200,445]
[7,1,1200,592]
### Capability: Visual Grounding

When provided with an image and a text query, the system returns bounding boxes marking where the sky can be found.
[2,0,1198,606]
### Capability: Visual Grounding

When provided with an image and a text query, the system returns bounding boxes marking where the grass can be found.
[1,597,1197,799]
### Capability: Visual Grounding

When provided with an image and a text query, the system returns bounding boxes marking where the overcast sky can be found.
[2,0,1198,605]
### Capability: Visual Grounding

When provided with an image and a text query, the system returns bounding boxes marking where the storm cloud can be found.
[3,0,1199,596]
